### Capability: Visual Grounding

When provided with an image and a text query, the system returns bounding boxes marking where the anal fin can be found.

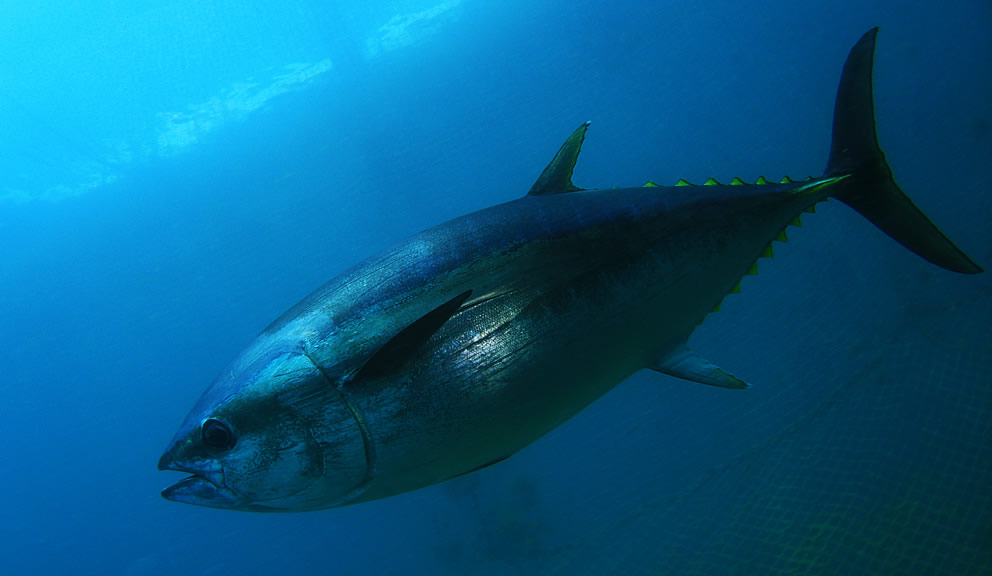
[651,347,749,389]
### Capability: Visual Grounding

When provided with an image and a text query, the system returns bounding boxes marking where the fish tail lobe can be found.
[826,27,982,274]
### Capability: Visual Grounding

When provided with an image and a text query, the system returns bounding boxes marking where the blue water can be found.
[1,2,989,574]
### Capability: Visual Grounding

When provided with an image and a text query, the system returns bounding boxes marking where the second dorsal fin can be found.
[527,122,590,196]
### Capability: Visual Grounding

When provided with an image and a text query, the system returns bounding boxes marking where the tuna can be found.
[159,28,982,511]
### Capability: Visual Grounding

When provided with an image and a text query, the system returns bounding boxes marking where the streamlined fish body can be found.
[159,29,982,511]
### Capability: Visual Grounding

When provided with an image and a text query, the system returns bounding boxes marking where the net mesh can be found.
[539,287,992,575]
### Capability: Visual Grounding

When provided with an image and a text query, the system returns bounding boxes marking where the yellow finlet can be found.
[804,204,817,213]
[703,177,720,186]
[643,180,658,187]
[730,177,746,186]
[791,215,803,227]
[746,261,759,276]
[712,301,722,313]
[780,176,794,184]
[755,176,770,185]
[675,178,693,187]
[761,244,774,258]
[729,280,742,294]
[776,229,789,242]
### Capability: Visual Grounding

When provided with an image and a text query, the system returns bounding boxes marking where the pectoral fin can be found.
[353,290,472,382]
[651,347,750,389]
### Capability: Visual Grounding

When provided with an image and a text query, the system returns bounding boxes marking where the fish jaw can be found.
[158,444,240,509]
[158,449,285,511]
[160,473,239,509]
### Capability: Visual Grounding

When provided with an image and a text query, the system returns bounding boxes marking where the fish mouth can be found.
[161,473,229,503]
[160,467,287,512]
[160,471,241,508]
[159,451,240,509]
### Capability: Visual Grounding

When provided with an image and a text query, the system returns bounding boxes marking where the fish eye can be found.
[201,418,236,452]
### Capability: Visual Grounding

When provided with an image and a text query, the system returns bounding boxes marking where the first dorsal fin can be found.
[528,122,590,196]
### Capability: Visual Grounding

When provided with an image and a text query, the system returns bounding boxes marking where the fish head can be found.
[159,339,368,511]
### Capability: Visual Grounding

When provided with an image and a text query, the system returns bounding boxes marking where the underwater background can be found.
[1,1,989,574]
